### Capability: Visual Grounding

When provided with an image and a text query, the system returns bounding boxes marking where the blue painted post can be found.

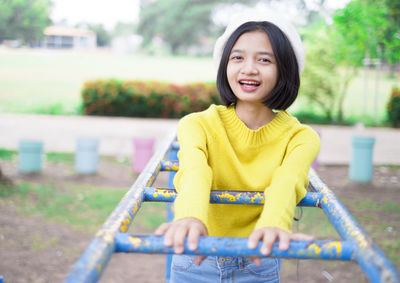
[0,275,3,283]
[349,136,375,183]
[18,140,43,173]
[165,144,178,282]
[75,138,99,174]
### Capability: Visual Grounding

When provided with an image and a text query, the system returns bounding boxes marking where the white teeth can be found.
[240,80,260,85]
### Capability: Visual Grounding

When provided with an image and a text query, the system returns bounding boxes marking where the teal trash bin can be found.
[18,140,43,173]
[349,136,375,183]
[75,138,99,174]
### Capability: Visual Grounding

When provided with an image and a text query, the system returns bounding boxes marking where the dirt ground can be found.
[0,159,399,283]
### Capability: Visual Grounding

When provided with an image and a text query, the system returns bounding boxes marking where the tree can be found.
[0,0,52,44]
[299,21,357,122]
[76,23,112,47]
[301,0,399,123]
[137,0,258,54]
[333,0,389,66]
[382,0,400,68]
[138,0,212,54]
[300,25,338,121]
[112,22,138,37]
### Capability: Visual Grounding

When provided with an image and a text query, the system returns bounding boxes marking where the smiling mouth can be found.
[239,80,260,87]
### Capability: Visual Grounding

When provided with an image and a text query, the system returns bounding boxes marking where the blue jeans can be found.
[170,255,280,283]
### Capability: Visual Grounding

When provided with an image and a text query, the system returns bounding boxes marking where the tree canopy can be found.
[332,0,399,66]
[137,0,257,54]
[0,0,52,44]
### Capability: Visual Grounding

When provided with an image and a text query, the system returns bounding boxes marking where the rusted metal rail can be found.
[66,131,400,283]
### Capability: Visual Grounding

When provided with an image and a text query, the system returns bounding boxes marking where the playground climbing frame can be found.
[66,131,400,283]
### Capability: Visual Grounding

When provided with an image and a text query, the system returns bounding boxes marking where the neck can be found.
[235,101,276,130]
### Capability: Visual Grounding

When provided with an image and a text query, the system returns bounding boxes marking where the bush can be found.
[81,79,221,118]
[387,87,400,128]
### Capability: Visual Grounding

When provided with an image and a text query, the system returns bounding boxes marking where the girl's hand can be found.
[155,218,208,265]
[247,227,314,266]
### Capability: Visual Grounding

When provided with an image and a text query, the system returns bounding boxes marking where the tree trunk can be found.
[337,67,357,123]
[0,166,12,185]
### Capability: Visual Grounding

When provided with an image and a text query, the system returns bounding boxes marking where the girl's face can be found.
[226,30,278,105]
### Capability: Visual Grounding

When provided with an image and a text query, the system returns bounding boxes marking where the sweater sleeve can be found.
[254,127,320,232]
[172,115,213,230]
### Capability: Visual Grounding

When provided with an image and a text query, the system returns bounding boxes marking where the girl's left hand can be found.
[247,227,314,266]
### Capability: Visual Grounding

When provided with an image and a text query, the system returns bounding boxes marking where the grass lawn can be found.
[0,49,215,115]
[0,48,398,123]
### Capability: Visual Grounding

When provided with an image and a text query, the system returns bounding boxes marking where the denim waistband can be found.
[210,256,246,269]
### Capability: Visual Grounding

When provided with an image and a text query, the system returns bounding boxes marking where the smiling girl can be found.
[155,11,320,283]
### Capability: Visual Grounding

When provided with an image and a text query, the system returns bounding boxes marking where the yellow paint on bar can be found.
[128,237,142,249]
[327,242,342,254]
[308,243,321,254]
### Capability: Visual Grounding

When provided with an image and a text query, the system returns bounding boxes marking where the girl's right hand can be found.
[155,217,208,265]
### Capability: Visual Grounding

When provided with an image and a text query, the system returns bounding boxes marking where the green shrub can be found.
[81,79,221,118]
[387,87,400,128]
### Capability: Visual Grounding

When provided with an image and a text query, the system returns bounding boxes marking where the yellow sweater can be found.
[173,104,320,237]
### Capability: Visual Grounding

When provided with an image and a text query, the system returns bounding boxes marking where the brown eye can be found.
[259,58,271,63]
[231,55,243,60]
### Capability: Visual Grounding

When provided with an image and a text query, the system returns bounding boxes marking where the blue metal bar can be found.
[143,187,322,207]
[171,141,180,150]
[308,168,400,283]
[114,234,355,261]
[66,131,177,283]
[161,160,179,171]
[165,143,178,282]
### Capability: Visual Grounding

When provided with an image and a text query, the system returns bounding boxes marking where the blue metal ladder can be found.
[66,131,400,283]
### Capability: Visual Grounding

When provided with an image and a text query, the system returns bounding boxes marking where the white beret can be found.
[213,10,304,74]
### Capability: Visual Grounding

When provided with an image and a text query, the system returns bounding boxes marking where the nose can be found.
[240,59,258,75]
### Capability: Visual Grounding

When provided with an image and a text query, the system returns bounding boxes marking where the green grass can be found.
[0,49,215,115]
[12,182,128,232]
[45,152,75,165]
[0,148,75,164]
[0,180,166,234]
[0,148,17,160]
[0,49,398,123]
[294,207,340,239]
[134,202,167,230]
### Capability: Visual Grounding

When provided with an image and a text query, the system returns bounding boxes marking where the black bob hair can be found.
[216,21,300,110]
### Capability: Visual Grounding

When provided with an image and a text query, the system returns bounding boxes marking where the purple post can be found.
[132,137,155,174]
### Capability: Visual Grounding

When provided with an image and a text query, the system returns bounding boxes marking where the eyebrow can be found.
[231,49,275,57]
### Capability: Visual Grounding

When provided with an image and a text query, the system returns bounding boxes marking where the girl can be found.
[155,11,320,283]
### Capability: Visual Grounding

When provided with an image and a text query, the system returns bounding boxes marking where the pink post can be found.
[132,137,155,174]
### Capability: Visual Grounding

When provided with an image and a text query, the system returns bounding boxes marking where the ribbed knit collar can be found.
[217,105,297,146]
